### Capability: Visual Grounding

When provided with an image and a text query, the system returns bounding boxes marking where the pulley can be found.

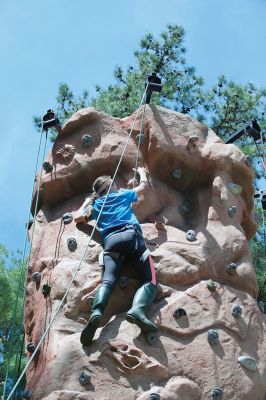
[145,73,162,104]
[42,109,61,132]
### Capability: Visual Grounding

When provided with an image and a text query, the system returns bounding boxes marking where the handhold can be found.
[208,329,219,345]
[32,272,41,284]
[228,182,243,195]
[207,279,217,291]
[79,371,91,385]
[42,161,53,173]
[225,263,238,275]
[146,331,158,345]
[42,283,51,298]
[155,221,165,231]
[149,394,160,400]
[171,168,181,179]
[26,218,34,230]
[27,342,35,354]
[173,308,187,319]
[186,135,199,154]
[67,237,77,252]
[21,390,32,399]
[118,276,128,288]
[258,300,264,313]
[56,144,75,160]
[136,133,145,144]
[82,134,93,147]
[186,229,196,242]
[211,387,223,399]
[238,355,257,372]
[228,206,237,217]
[62,213,73,225]
[231,304,242,318]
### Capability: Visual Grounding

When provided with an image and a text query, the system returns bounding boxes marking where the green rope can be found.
[7,85,148,400]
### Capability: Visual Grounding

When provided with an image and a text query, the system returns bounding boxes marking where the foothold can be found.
[231,304,242,318]
[208,329,219,345]
[42,283,51,298]
[225,262,238,275]
[238,355,257,372]
[186,229,196,242]
[21,390,32,399]
[228,206,237,217]
[26,218,34,230]
[171,168,181,179]
[146,331,158,345]
[42,161,53,173]
[62,213,73,225]
[207,279,217,291]
[173,308,187,319]
[136,133,145,144]
[79,371,91,385]
[245,155,253,167]
[228,182,243,195]
[155,221,165,231]
[149,393,160,400]
[118,276,128,288]
[27,342,35,354]
[258,300,265,313]
[211,387,224,399]
[67,237,77,252]
[32,272,41,284]
[82,134,93,147]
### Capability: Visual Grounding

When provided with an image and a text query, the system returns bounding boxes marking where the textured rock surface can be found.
[25,106,266,400]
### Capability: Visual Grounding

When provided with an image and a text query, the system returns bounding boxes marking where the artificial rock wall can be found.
[25,105,266,400]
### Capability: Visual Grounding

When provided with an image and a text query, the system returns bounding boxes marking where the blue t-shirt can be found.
[92,189,140,240]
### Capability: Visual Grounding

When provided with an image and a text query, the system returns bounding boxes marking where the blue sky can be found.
[0,0,265,252]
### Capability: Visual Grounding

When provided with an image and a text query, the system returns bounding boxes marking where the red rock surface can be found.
[25,105,266,400]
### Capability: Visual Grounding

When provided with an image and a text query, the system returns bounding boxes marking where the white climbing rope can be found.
[133,101,147,187]
[3,129,48,399]
[7,84,149,400]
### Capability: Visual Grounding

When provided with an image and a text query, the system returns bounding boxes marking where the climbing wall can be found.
[25,105,266,400]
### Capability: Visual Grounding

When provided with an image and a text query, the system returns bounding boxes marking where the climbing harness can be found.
[7,80,154,399]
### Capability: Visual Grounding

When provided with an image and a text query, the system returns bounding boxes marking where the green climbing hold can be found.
[228,182,243,195]
[207,279,217,291]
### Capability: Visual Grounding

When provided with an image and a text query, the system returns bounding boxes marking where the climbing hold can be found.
[207,279,217,291]
[173,308,187,319]
[21,390,32,399]
[228,182,243,195]
[186,135,199,154]
[62,213,73,225]
[79,371,91,385]
[238,355,257,372]
[67,237,77,252]
[245,156,253,167]
[26,218,34,230]
[118,276,128,288]
[149,394,160,400]
[32,272,41,284]
[231,304,242,318]
[208,329,219,345]
[211,387,223,399]
[42,283,51,298]
[27,342,35,354]
[225,263,238,275]
[228,206,237,217]
[186,229,196,242]
[155,221,165,231]
[136,133,145,144]
[42,161,53,173]
[171,168,181,179]
[82,134,93,147]
[258,300,265,313]
[146,331,158,345]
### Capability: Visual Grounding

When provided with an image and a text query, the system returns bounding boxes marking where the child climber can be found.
[74,167,157,346]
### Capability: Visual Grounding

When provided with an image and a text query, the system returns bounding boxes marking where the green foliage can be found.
[0,244,26,397]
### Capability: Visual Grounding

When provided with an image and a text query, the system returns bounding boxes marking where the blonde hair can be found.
[90,175,111,204]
